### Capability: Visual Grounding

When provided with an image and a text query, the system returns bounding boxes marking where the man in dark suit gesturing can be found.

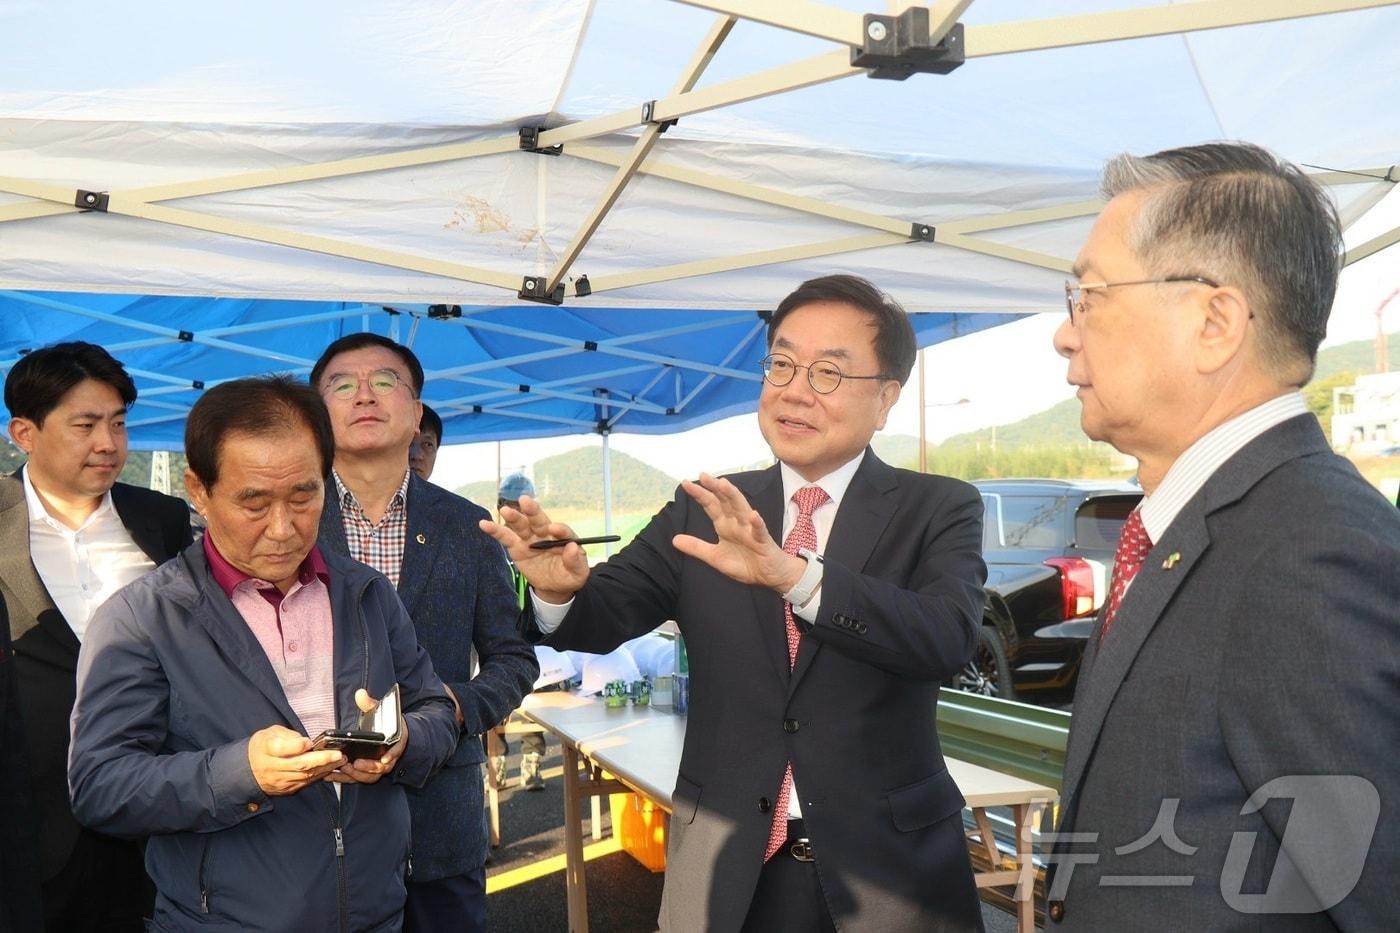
[1,342,192,931]
[1047,143,1400,929]
[484,275,987,932]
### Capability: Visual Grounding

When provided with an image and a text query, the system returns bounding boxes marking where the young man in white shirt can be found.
[2,342,192,931]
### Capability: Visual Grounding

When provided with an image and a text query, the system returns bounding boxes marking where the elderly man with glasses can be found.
[310,334,538,933]
[1045,142,1400,930]
[483,274,987,933]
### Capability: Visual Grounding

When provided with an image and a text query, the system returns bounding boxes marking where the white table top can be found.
[521,692,1057,812]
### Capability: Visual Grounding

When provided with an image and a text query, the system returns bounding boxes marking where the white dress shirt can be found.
[1138,392,1309,543]
[23,468,155,643]
[532,450,867,819]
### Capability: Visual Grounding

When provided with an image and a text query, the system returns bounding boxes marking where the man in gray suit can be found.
[1048,142,1400,929]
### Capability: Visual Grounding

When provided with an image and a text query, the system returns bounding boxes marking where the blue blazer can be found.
[319,473,538,882]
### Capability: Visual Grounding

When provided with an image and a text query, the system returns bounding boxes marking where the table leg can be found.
[562,744,589,933]
[1013,801,1045,933]
[486,777,501,848]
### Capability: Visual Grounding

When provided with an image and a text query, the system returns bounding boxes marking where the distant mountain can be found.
[455,446,678,512]
[877,329,1400,465]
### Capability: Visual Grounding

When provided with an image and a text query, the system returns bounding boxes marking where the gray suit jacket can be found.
[525,452,987,932]
[318,474,538,882]
[0,471,192,881]
[1049,415,1400,930]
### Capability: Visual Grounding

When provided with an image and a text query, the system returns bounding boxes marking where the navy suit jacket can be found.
[0,472,191,881]
[1050,415,1400,930]
[319,473,538,882]
[525,451,988,932]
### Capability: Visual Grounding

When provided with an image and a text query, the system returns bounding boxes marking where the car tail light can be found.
[1044,557,1100,619]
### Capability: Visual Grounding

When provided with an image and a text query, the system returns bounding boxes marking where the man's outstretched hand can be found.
[479,495,590,604]
[671,473,806,594]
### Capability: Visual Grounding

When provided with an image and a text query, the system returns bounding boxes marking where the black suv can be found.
[952,479,1143,703]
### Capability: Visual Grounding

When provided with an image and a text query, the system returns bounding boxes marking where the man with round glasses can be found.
[310,334,538,933]
[484,274,986,932]
[1047,142,1400,929]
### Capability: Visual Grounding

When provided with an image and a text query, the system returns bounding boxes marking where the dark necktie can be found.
[1098,509,1152,646]
[765,484,829,861]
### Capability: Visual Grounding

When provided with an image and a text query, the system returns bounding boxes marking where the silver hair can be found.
[1101,142,1341,383]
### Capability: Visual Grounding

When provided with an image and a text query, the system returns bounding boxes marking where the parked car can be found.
[951,479,1143,703]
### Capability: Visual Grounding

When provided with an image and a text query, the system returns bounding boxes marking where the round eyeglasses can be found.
[759,353,891,395]
[324,369,413,400]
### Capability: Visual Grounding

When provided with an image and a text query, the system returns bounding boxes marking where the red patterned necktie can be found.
[1098,509,1152,646]
[765,484,830,862]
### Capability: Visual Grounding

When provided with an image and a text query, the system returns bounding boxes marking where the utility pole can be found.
[149,450,171,494]
[1377,288,1399,373]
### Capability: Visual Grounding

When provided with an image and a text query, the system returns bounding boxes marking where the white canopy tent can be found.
[1,0,1398,450]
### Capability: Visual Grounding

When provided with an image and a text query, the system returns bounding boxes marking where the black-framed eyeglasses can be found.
[1064,276,1220,323]
[759,353,892,395]
[324,369,414,400]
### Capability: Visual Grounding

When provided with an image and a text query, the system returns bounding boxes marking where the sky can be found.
[433,186,1400,490]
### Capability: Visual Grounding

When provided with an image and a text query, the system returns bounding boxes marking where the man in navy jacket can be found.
[69,376,459,931]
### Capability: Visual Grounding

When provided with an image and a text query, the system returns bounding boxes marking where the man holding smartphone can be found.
[68,376,460,932]
[311,334,537,933]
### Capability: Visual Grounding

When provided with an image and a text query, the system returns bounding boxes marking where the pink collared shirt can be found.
[203,535,337,740]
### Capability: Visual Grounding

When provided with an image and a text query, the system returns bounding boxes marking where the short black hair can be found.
[4,341,138,426]
[418,403,443,444]
[185,376,335,488]
[310,333,424,397]
[768,275,917,385]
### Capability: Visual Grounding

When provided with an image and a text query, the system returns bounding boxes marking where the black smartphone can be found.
[311,730,393,761]
[311,684,402,761]
[529,534,622,550]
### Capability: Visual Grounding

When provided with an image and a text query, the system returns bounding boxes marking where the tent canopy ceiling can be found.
[2,1,1397,446]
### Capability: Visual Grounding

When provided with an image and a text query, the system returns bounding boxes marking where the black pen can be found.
[529,535,622,550]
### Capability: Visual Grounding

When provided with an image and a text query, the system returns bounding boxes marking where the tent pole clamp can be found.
[911,222,935,242]
[519,126,563,156]
[851,10,964,80]
[75,190,110,212]
[519,275,566,305]
[575,274,592,297]
[427,304,462,320]
[641,101,677,134]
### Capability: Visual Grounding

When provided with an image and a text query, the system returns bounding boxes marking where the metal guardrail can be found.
[937,688,1070,792]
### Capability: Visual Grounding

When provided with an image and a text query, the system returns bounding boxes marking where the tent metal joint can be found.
[851,11,965,80]
[640,100,678,134]
[518,126,563,156]
[576,274,592,297]
[911,222,935,242]
[191,380,205,390]
[427,304,462,320]
[583,340,598,352]
[74,189,109,212]
[518,275,566,305]
[177,330,194,342]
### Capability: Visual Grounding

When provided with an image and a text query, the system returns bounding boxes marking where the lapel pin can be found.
[1162,552,1181,570]
[415,533,426,545]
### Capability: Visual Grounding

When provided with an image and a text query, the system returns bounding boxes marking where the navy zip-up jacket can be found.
[69,542,459,932]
